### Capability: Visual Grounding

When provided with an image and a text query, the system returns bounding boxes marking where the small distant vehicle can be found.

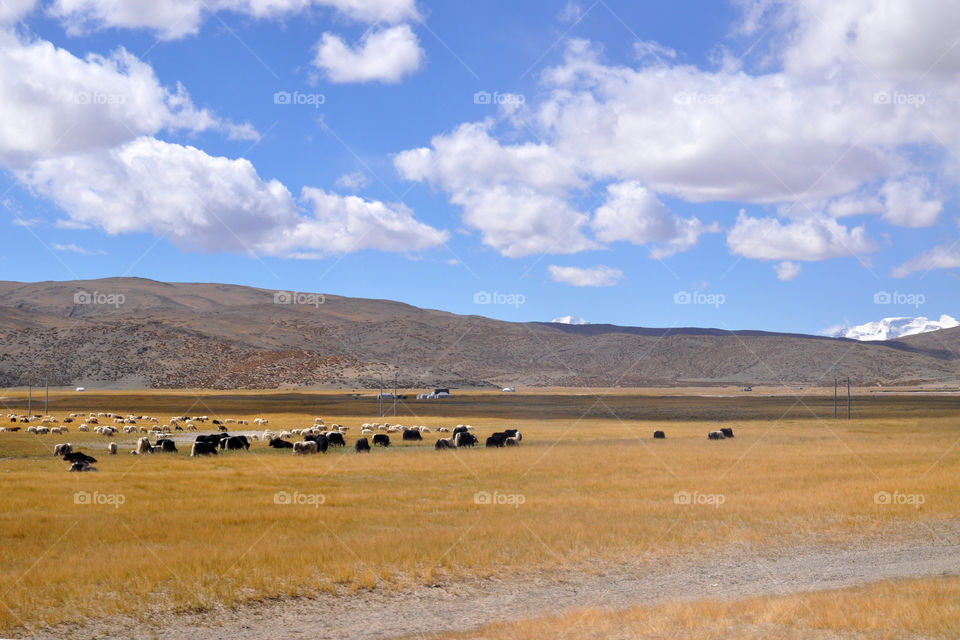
[742,386,753,392]
[75,387,86,392]
[502,387,515,392]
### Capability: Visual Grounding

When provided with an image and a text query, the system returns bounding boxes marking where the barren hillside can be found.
[0,278,957,389]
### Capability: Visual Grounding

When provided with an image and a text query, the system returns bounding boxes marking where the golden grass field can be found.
[0,388,958,636]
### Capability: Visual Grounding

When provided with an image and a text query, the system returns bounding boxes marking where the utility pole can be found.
[378,376,383,418]
[27,382,31,416]
[834,378,838,419]
[847,377,851,420]
[44,378,49,415]
[393,372,398,417]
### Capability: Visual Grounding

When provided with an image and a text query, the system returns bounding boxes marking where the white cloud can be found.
[52,242,106,255]
[395,2,960,267]
[591,181,713,258]
[879,177,943,228]
[892,244,960,278]
[274,186,449,256]
[395,122,596,257]
[334,170,370,190]
[313,24,423,83]
[48,0,419,40]
[0,0,37,25]
[20,136,447,258]
[727,211,874,261]
[0,31,253,169]
[773,260,801,280]
[548,264,623,287]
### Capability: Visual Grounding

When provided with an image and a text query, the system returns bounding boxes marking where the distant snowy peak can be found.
[831,314,959,341]
[552,315,590,325]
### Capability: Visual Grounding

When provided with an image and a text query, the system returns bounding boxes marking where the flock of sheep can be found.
[4,412,525,470]
[7,410,737,472]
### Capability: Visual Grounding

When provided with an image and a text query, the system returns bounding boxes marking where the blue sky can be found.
[1,0,958,335]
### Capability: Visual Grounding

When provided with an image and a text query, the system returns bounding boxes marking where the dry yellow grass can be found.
[0,392,957,634]
[422,577,960,640]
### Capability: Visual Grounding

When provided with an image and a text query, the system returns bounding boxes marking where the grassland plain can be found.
[0,389,958,637]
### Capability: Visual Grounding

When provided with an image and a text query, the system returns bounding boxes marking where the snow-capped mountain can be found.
[828,315,959,341]
[551,315,590,325]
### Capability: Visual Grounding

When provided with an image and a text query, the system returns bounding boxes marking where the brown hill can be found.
[0,278,957,389]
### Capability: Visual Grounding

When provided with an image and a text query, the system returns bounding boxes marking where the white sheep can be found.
[108,442,118,455]
[78,425,89,432]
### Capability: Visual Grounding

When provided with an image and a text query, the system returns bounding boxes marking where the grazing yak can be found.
[326,432,346,447]
[504,436,519,446]
[53,443,73,457]
[221,435,250,450]
[107,442,118,455]
[653,430,666,439]
[454,432,478,448]
[135,437,152,455]
[354,437,371,453]
[293,440,318,455]
[720,428,734,438]
[708,431,726,440]
[69,461,97,472]
[485,436,504,448]
[269,438,294,449]
[402,428,422,441]
[502,429,521,441]
[155,438,178,453]
[191,441,218,456]
[435,437,456,450]
[63,451,97,465]
[303,434,329,453]
[372,434,390,447]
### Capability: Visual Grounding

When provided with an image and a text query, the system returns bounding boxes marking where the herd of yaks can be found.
[6,412,737,473]
[2,413,526,472]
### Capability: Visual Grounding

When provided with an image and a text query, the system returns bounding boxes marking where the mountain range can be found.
[827,315,959,341]
[0,278,958,389]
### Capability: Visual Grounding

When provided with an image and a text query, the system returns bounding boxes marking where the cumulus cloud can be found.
[773,260,801,280]
[0,31,253,169]
[548,264,623,287]
[314,24,423,83]
[395,122,596,257]
[727,211,875,261]
[892,244,960,278]
[591,181,714,258]
[48,0,420,40]
[878,178,943,228]
[395,1,960,267]
[20,137,447,258]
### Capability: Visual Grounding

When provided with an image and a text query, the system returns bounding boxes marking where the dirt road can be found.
[33,540,960,639]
